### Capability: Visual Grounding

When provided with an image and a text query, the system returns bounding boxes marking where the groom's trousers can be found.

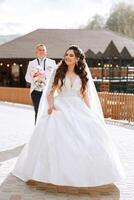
[31,90,43,124]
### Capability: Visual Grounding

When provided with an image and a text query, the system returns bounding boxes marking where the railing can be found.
[0,87,134,122]
[0,87,32,105]
[90,67,134,79]
[99,92,134,122]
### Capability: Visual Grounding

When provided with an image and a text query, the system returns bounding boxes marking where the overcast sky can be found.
[0,0,134,35]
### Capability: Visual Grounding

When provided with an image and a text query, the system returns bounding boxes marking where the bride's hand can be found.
[48,105,56,115]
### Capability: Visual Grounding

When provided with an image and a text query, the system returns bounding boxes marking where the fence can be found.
[0,87,32,105]
[0,87,134,122]
[99,92,134,122]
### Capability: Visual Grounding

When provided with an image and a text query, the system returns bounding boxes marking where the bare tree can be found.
[106,2,134,38]
[84,14,105,30]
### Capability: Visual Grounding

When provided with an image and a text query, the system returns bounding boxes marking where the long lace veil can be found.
[36,69,57,125]
[85,64,104,122]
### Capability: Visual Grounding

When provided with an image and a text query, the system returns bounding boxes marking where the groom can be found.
[25,44,56,123]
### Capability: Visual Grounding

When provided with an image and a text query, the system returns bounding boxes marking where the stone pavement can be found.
[0,102,134,200]
[0,174,121,200]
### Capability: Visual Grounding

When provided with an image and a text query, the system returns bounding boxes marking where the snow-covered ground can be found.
[0,102,34,151]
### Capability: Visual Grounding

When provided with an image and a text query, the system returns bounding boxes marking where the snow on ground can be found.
[0,102,34,151]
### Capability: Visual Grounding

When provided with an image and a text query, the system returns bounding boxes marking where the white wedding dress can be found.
[12,75,125,187]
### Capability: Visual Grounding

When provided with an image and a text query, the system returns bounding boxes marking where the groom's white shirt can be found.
[25,58,56,93]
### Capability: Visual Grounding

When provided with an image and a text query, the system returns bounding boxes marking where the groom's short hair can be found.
[36,44,47,52]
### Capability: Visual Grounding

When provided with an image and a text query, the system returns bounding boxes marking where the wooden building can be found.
[0,29,134,93]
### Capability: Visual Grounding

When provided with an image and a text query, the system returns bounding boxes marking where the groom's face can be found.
[36,46,47,59]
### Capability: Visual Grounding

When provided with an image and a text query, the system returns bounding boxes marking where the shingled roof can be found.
[85,49,96,59]
[120,46,132,59]
[0,29,134,58]
[103,40,120,59]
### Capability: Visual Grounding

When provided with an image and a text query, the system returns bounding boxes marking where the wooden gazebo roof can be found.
[85,49,96,59]
[103,40,120,59]
[96,51,103,59]
[120,46,132,59]
[0,29,134,59]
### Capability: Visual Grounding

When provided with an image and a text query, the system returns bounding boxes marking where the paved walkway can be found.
[0,102,134,200]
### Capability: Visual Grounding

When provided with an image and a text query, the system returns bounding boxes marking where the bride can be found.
[12,45,125,187]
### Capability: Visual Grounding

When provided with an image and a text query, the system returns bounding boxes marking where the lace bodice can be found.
[57,75,82,97]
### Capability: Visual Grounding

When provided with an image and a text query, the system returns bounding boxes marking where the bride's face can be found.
[64,50,78,66]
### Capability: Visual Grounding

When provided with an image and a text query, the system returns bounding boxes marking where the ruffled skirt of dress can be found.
[12,95,125,187]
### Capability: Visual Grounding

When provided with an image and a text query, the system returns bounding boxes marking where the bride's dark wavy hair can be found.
[53,45,88,95]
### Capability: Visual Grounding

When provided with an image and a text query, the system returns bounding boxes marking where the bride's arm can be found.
[47,85,57,114]
[82,91,90,108]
